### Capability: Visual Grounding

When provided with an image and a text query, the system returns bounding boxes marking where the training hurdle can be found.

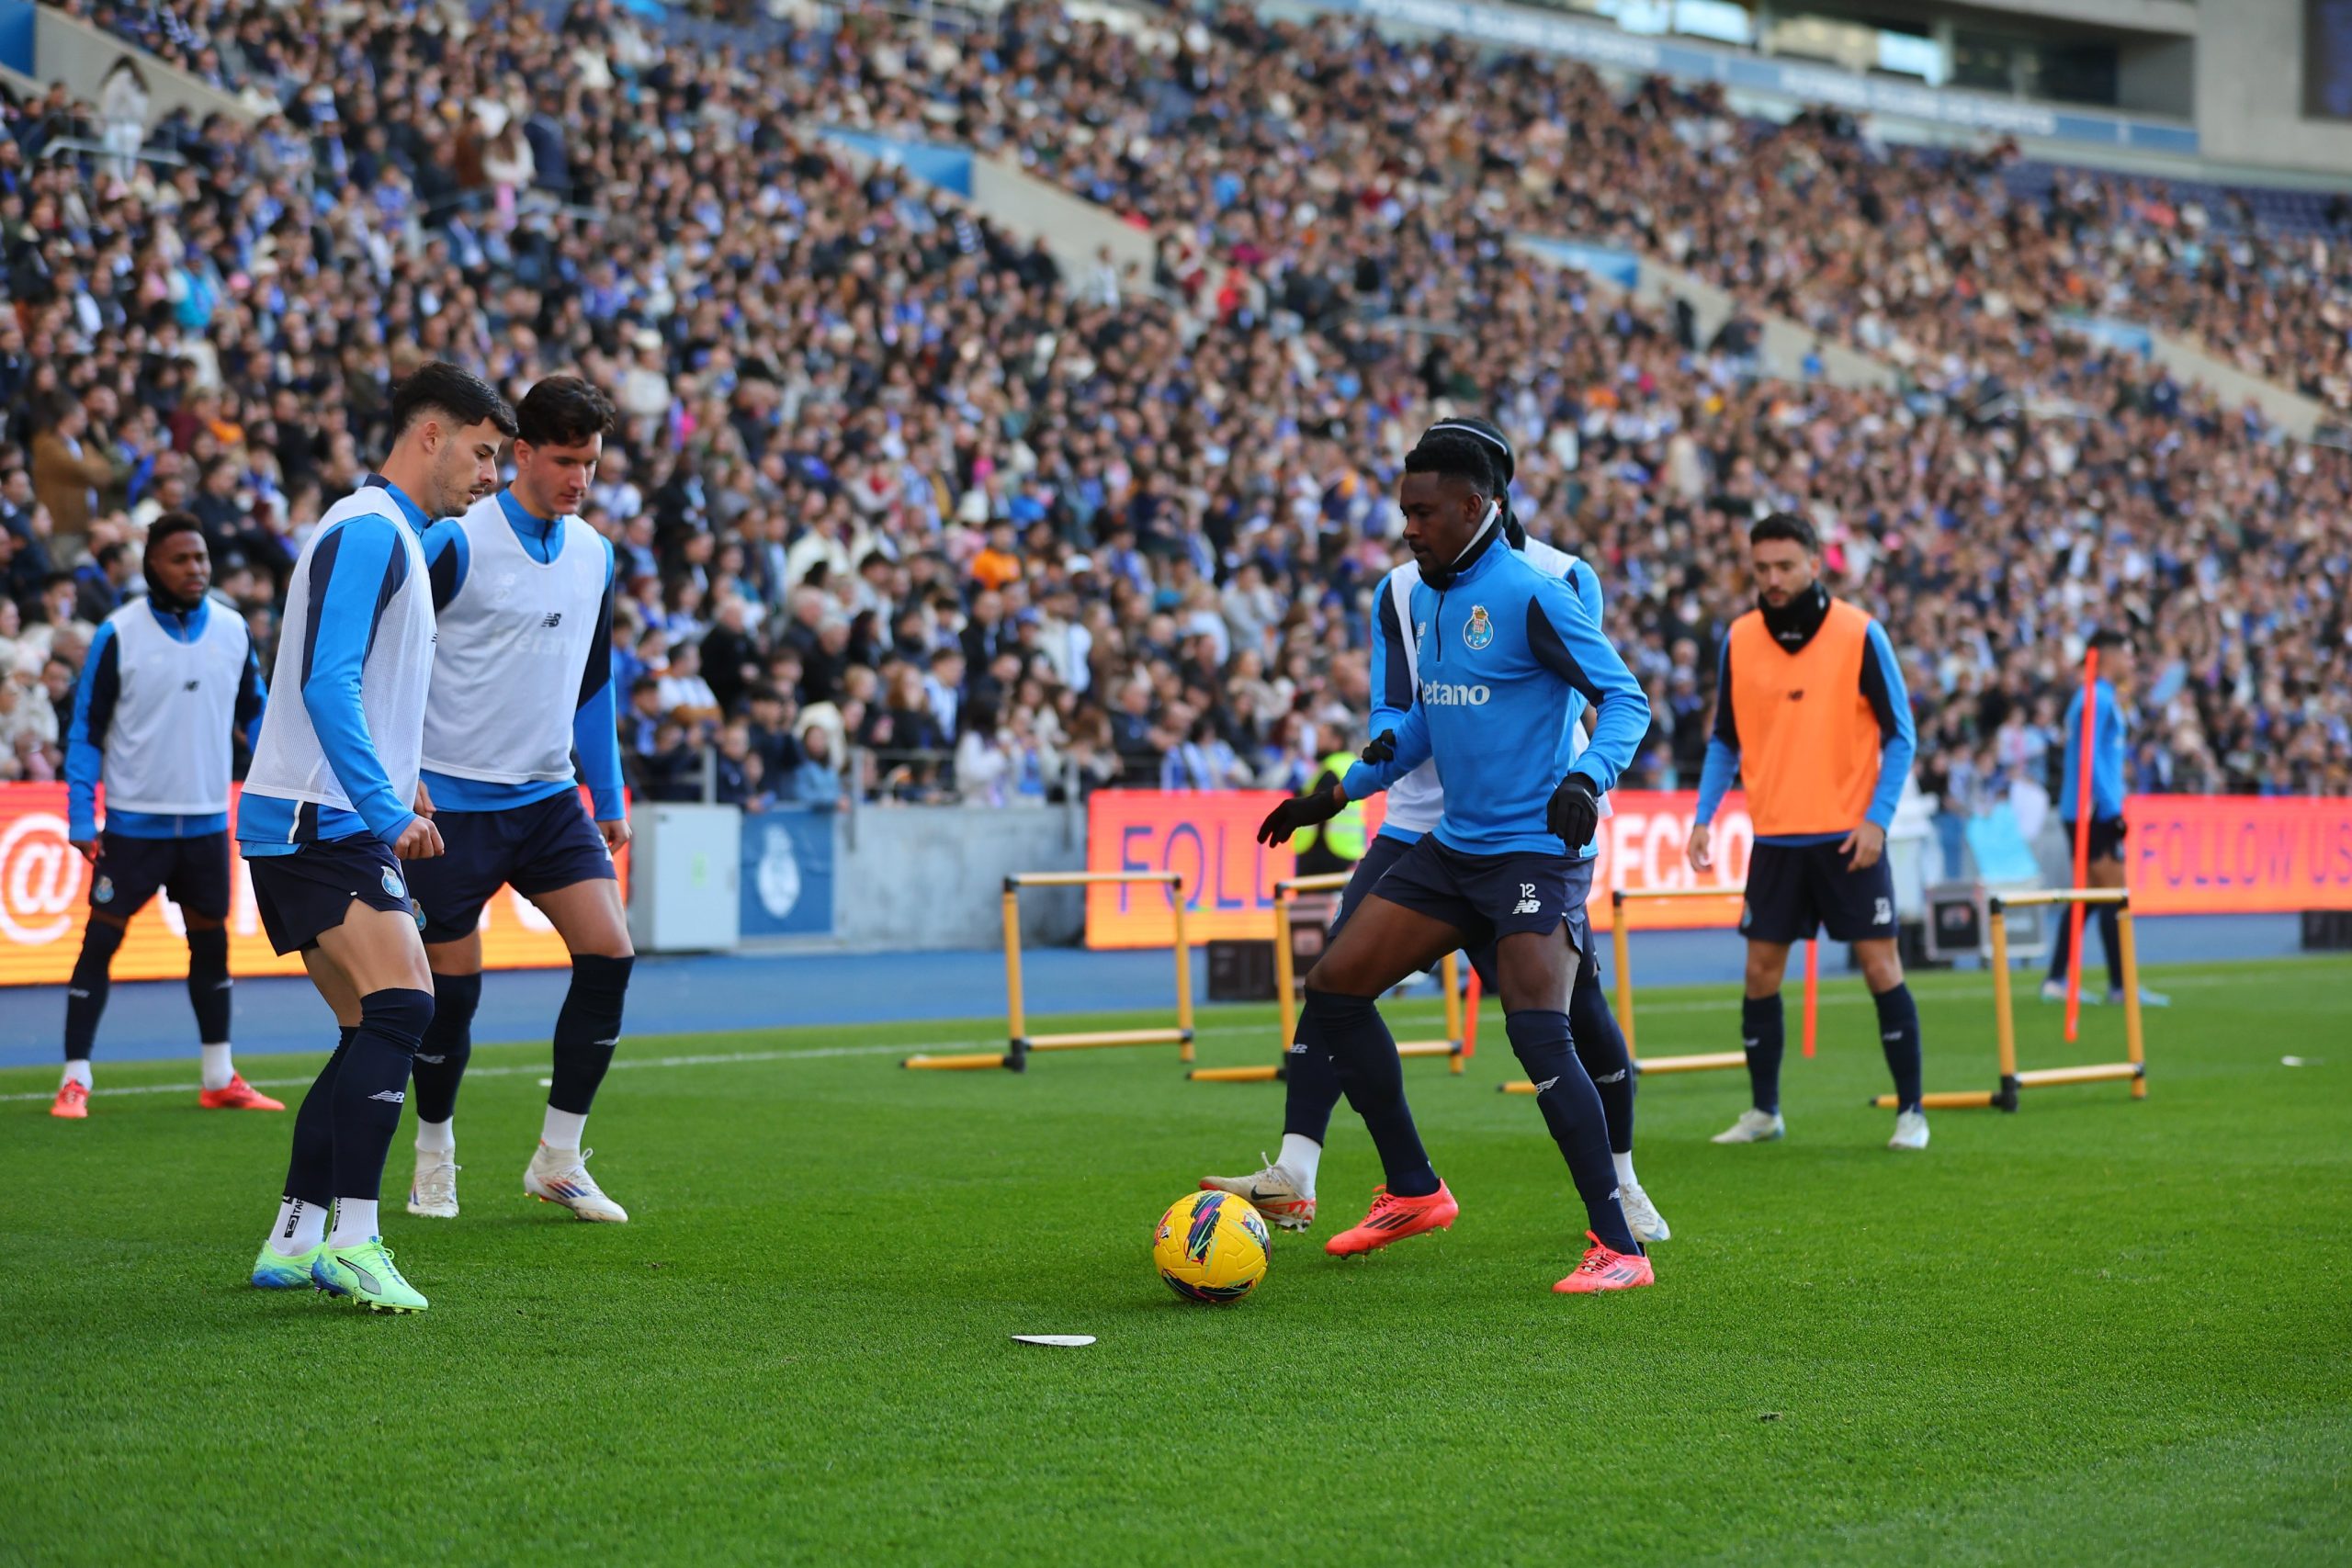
[1502,886,1815,1093]
[1872,887,2145,1111]
[902,872,1193,1072]
[1189,871,1466,1083]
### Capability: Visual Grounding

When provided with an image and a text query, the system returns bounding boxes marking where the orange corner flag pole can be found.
[1802,938,1818,1058]
[2064,646,2100,1044]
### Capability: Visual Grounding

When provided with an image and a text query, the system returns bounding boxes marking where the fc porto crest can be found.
[1463,605,1495,651]
[380,865,406,900]
[92,874,115,905]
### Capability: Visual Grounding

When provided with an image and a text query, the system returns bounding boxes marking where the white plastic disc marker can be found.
[1011,1335,1096,1348]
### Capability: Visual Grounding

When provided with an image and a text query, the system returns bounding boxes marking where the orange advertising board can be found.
[0,783,619,986]
[2124,795,2352,914]
[1082,790,1758,949]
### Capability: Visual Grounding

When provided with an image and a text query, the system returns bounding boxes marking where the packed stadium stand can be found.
[2,0,2346,842]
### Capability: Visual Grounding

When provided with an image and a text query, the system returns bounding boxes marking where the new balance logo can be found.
[184,680,201,691]
[1787,689,1806,702]
[1513,898,1541,915]
[1594,1069,1628,1085]
[540,612,563,628]
[1883,1032,1905,1043]
[1532,1077,1559,1094]
[368,1089,406,1104]
[416,1053,446,1066]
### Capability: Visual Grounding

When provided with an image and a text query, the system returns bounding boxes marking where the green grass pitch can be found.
[2,956,2347,1565]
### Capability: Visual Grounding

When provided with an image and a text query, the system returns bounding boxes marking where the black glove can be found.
[1361,731,1396,765]
[1546,773,1600,851]
[1258,785,1346,846]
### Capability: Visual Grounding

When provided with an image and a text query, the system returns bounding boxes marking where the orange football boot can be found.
[1553,1232,1656,1293]
[1323,1181,1459,1257]
[51,1079,89,1119]
[198,1075,286,1111]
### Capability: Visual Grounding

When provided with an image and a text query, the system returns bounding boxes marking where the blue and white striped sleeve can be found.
[1857,619,1916,829]
[1364,570,1413,746]
[571,535,626,821]
[1526,573,1648,795]
[64,622,120,840]
[422,517,470,612]
[299,516,415,843]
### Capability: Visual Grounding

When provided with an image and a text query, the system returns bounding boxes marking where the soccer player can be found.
[403,376,635,1223]
[1256,434,1657,1294]
[243,363,515,1314]
[1685,513,1927,1151]
[1204,417,1668,1244]
[51,513,274,1117]
[2042,629,2167,1009]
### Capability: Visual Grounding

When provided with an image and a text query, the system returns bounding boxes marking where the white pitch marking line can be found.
[0,973,2237,1103]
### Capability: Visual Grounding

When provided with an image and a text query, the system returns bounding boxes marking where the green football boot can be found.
[311,1238,429,1314]
[251,1242,325,1291]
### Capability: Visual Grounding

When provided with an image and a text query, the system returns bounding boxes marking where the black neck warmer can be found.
[1758,580,1830,651]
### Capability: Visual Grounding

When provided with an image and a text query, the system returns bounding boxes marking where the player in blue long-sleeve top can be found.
[401,376,639,1226]
[1255,434,1658,1294]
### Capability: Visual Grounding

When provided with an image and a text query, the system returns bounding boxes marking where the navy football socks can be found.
[550,954,633,1114]
[1505,1010,1641,1255]
[1301,988,1440,1198]
[328,988,434,1204]
[1873,982,1924,1114]
[1741,993,1785,1115]
[410,970,481,1126]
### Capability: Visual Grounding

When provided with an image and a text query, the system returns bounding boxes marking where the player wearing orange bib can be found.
[1687,513,1928,1151]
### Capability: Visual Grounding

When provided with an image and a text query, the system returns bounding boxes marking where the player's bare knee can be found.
[1856,940,1904,992]
[1744,946,1790,998]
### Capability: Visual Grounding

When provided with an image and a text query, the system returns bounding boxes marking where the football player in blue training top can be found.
[1203,416,1667,1246]
[242,362,516,1314]
[404,376,634,1225]
[1255,432,1657,1293]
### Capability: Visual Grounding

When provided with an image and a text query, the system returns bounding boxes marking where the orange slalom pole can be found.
[2064,647,2100,1043]
[1802,938,1818,1058]
[1462,968,1483,1059]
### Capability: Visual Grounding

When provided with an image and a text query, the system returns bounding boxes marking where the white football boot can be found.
[1711,1108,1786,1145]
[1888,1111,1931,1151]
[1199,1156,1316,1232]
[1617,1181,1671,1244]
[524,1144,629,1222]
[406,1149,461,1219]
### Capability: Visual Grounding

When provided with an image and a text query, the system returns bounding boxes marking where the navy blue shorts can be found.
[1741,839,1897,944]
[90,830,232,922]
[2064,815,2127,862]
[404,791,615,945]
[244,836,415,955]
[1368,834,1592,953]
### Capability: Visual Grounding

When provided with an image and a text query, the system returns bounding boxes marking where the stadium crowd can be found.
[0,0,2345,826]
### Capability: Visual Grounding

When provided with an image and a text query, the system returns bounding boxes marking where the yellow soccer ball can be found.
[1153,1190,1271,1303]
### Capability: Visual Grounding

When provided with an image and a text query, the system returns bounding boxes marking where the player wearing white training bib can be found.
[52,513,273,1119]
[1204,415,1669,1245]
[404,377,636,1226]
[244,362,516,1315]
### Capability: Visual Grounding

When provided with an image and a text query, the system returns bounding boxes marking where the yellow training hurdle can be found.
[1501,885,1810,1094]
[1188,871,1464,1083]
[902,871,1194,1073]
[1871,887,2146,1111]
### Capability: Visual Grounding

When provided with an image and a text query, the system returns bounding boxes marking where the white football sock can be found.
[269,1198,326,1257]
[62,1060,93,1089]
[415,1116,455,1154]
[326,1198,380,1248]
[1611,1151,1639,1188]
[199,1043,234,1091]
[1277,1134,1321,1195]
[541,1108,588,1151]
